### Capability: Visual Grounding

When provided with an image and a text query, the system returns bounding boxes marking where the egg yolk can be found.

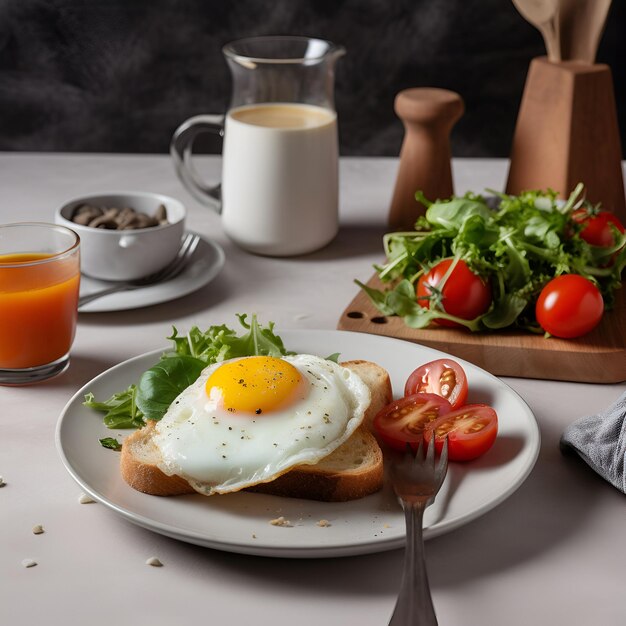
[205,356,304,414]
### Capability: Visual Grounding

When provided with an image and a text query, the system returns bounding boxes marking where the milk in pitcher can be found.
[221,103,339,256]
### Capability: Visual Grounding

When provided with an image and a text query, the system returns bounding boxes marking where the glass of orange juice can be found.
[0,223,80,385]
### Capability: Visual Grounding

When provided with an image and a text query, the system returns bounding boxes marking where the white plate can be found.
[55,330,540,558]
[78,233,225,313]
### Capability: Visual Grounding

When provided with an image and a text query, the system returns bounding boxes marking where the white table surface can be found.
[1,153,624,626]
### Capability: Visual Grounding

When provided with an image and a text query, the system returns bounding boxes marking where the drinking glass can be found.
[0,223,80,385]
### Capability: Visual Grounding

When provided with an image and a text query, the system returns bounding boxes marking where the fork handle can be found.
[78,283,133,308]
[389,501,438,626]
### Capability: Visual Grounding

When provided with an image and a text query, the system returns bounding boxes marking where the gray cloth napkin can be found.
[560,391,626,494]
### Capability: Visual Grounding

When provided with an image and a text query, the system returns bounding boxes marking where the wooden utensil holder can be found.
[388,88,464,230]
[506,57,625,220]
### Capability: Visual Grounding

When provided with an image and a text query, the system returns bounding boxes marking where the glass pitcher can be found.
[171,36,346,256]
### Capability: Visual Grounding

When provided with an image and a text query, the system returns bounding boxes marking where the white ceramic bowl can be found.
[56,192,186,281]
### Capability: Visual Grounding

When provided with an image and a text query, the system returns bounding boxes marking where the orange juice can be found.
[0,252,80,369]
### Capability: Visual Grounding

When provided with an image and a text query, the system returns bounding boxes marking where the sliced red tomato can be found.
[417,258,491,327]
[373,393,452,452]
[535,274,604,338]
[404,358,468,409]
[572,208,625,248]
[424,404,498,462]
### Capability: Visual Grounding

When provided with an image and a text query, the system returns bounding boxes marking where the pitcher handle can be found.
[170,114,225,213]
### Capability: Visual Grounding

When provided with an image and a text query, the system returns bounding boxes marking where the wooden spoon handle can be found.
[512,0,561,62]
[558,0,612,63]
[541,18,561,63]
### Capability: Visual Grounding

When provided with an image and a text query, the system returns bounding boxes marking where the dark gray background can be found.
[0,0,624,157]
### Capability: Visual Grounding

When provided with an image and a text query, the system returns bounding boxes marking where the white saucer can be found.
[78,233,225,313]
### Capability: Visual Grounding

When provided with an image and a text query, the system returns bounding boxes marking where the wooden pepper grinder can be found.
[388,88,464,230]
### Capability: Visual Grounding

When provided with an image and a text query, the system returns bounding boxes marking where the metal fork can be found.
[78,233,201,308]
[388,437,449,626]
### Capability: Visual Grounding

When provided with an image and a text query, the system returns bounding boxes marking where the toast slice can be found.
[120,360,392,502]
[247,425,383,501]
[341,359,392,432]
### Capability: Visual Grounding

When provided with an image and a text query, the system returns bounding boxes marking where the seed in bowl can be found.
[70,204,168,230]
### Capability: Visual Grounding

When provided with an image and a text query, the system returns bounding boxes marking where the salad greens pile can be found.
[357,185,625,332]
[85,314,291,433]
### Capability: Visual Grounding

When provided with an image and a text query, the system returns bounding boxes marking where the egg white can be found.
[151,354,371,495]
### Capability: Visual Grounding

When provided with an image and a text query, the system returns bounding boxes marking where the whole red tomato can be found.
[572,209,625,248]
[535,274,604,338]
[417,259,491,327]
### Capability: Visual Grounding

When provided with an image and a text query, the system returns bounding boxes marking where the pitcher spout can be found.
[328,43,346,64]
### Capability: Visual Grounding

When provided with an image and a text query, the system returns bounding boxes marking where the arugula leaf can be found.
[425,198,491,230]
[387,279,424,317]
[84,387,145,429]
[355,279,396,315]
[216,313,290,359]
[482,293,528,329]
[167,313,290,363]
[99,437,122,451]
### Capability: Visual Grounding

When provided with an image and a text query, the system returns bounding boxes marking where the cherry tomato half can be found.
[535,274,604,338]
[404,358,468,409]
[373,393,452,452]
[417,259,491,327]
[424,404,498,462]
[572,209,625,248]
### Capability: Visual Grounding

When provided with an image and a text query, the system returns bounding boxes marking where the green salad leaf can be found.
[360,185,625,332]
[166,313,290,362]
[136,355,207,421]
[99,437,122,451]
[85,314,292,429]
[84,387,145,429]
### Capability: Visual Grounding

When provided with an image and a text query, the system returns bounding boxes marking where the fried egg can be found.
[152,354,371,495]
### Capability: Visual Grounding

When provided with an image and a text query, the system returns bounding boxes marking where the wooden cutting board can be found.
[338,273,625,383]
